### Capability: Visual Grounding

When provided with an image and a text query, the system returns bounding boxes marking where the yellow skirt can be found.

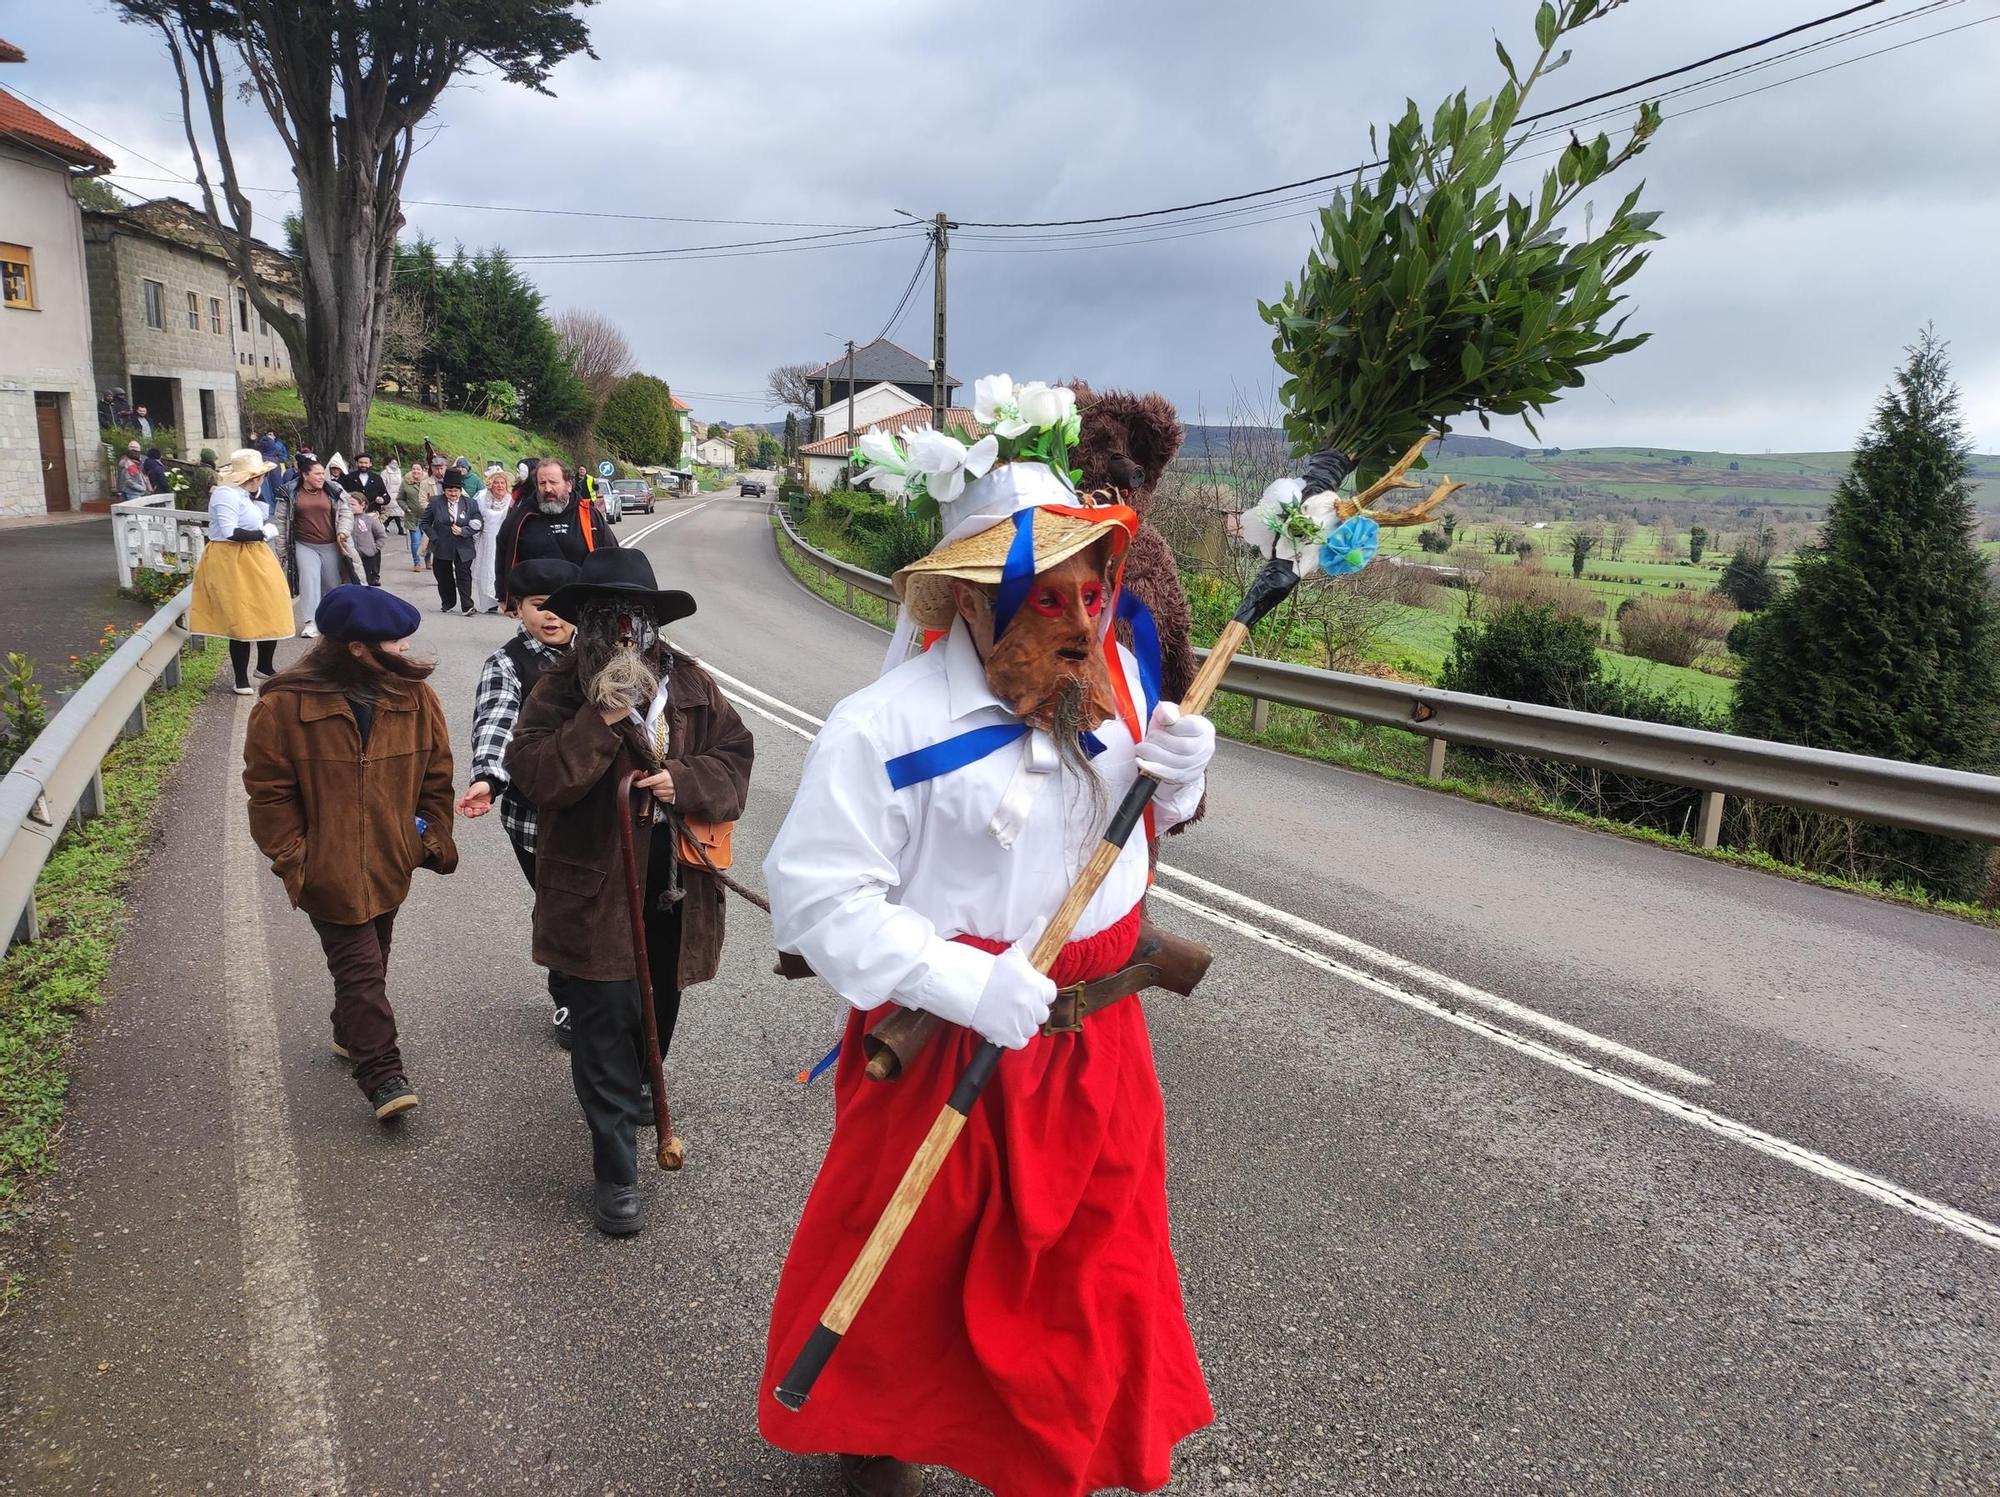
[189,539,294,642]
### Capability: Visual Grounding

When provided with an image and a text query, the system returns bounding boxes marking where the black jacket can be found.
[495,494,617,574]
[422,492,484,562]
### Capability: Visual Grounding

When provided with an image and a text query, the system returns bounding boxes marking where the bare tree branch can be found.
[555,310,637,404]
[766,363,819,421]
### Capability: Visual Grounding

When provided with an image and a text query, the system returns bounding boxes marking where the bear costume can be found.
[1068,382,1201,830]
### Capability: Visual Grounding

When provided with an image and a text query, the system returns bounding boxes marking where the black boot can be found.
[589,1180,643,1237]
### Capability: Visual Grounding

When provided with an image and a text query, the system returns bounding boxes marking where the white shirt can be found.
[206,484,268,541]
[763,619,1200,1027]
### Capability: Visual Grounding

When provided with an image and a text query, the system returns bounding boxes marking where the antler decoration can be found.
[1334,433,1464,527]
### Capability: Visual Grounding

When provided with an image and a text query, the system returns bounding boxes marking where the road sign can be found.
[597,461,615,478]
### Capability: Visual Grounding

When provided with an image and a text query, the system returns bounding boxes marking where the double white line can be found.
[695,657,2000,1255]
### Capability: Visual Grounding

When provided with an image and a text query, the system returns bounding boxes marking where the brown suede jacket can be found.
[505,649,753,986]
[243,676,459,924]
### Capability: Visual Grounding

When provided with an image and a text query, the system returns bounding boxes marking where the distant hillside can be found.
[1177,431,2000,513]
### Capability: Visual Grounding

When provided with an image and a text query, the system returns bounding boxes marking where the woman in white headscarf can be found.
[473,464,513,613]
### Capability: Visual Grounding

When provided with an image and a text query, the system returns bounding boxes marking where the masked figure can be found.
[505,549,754,1236]
[760,417,1219,1497]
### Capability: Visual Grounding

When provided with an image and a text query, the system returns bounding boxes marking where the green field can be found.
[245,387,573,469]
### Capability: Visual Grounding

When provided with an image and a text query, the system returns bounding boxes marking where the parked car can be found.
[738,477,768,497]
[609,477,654,515]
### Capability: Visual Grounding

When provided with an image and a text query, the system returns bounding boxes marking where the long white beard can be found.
[587,645,660,717]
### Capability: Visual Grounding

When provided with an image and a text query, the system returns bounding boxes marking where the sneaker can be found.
[232,683,255,697]
[369,1077,419,1121]
[331,1038,354,1062]
[551,1006,573,1050]
[299,622,319,639]
[461,607,475,616]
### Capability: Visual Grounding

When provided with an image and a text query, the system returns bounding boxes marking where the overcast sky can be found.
[10,0,1998,452]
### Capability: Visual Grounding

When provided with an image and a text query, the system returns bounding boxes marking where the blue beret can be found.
[315,584,422,642]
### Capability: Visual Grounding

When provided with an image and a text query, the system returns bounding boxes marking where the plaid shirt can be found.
[471,630,567,856]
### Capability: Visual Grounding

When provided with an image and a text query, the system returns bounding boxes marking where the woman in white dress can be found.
[473,464,513,613]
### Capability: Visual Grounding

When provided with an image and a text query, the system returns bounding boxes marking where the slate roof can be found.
[805,337,958,392]
[87,196,298,291]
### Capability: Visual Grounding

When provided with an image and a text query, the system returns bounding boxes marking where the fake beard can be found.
[983,607,1118,732]
[576,606,662,714]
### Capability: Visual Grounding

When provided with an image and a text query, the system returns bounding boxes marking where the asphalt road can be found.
[2,487,1996,1495]
[0,520,152,689]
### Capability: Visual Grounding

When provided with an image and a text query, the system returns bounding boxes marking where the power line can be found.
[952,8,1992,256]
[952,0,1912,230]
[872,238,933,343]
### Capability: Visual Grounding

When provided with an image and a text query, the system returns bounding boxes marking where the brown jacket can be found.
[243,677,459,924]
[506,649,753,986]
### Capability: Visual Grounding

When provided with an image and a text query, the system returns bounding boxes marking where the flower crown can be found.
[850,374,1084,521]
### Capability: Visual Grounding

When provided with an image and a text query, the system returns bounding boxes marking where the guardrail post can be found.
[73,767,105,827]
[11,897,35,948]
[1249,697,1270,733]
[161,645,183,689]
[121,700,147,740]
[844,578,855,610]
[1697,789,1725,849]
[1425,737,1448,780]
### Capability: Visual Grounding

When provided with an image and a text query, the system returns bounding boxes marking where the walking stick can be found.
[617,770,685,1172]
[773,489,1340,1410]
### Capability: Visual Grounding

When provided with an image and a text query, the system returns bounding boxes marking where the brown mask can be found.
[955,548,1118,731]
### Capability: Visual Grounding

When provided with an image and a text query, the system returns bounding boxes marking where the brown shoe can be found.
[838,1454,925,1497]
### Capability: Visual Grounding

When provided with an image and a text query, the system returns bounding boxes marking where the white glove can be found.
[1135,702,1215,786]
[261,523,279,539]
[966,918,1055,1050]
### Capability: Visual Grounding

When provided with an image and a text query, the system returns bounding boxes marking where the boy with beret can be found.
[243,585,460,1121]
[457,558,582,1046]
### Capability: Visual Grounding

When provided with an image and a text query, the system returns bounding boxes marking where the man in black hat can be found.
[506,549,754,1235]
[495,457,618,577]
[458,558,582,1046]
[421,466,484,614]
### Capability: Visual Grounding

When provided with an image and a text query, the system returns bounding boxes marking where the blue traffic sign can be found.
[597,461,615,478]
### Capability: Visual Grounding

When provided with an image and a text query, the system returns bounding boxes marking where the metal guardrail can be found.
[773,503,2000,850]
[0,587,195,952]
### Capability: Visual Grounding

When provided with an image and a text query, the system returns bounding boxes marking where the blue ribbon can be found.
[886,722,1029,790]
[988,508,1039,642]
[1115,589,1163,718]
[799,1039,842,1086]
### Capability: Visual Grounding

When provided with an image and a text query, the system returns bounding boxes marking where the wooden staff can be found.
[772,529,1327,1410]
[617,771,685,1171]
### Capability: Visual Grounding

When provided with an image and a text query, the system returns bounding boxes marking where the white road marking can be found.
[688,655,2000,1254]
[622,497,714,547]
[1156,863,1711,1088]
[1153,882,2000,1254]
[222,696,347,1495]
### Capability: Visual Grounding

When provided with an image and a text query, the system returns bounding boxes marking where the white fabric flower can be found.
[1245,477,1339,575]
[972,374,1030,439]
[1014,381,1076,432]
[852,426,911,496]
[903,427,999,507]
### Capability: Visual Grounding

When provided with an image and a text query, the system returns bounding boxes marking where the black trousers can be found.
[566,824,684,1186]
[228,638,276,688]
[359,550,382,587]
[510,838,572,1011]
[433,552,474,610]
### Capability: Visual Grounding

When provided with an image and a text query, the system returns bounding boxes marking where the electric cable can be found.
[872,238,933,344]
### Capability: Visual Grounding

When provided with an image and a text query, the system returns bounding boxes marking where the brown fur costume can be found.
[1067,381,1202,831]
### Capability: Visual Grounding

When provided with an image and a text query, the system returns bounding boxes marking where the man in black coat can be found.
[345,451,390,515]
[495,458,618,577]
[421,468,484,615]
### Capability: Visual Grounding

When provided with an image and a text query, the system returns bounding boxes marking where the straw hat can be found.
[215,447,276,488]
[892,462,1135,630]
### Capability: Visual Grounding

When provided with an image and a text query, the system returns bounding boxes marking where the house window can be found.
[199,388,217,439]
[186,290,200,330]
[0,243,32,309]
[237,289,249,331]
[210,296,222,334]
[143,278,164,329]
[262,355,270,367]
[259,314,269,336]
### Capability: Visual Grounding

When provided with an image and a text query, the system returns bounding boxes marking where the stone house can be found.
[0,41,114,518]
[82,197,302,460]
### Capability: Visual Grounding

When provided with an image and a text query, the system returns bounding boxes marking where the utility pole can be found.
[931,211,950,426]
[844,337,856,486]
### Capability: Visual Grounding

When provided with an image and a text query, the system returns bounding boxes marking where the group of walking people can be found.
[195,392,1227,1495]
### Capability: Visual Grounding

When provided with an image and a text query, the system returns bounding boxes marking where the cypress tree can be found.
[1734,329,1999,897]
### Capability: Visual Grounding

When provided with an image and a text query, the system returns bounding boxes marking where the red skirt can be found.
[759,904,1213,1496]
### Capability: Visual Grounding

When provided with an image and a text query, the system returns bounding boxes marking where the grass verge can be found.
[245,386,572,470]
[772,515,1999,931]
[0,641,223,1309]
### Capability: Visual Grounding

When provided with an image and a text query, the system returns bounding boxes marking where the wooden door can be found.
[35,393,71,513]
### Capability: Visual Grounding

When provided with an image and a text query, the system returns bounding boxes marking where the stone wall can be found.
[0,378,105,520]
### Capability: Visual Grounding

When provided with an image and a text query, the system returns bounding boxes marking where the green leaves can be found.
[1259,0,1661,479]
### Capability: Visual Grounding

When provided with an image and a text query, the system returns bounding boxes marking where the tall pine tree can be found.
[1734,329,1999,897]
